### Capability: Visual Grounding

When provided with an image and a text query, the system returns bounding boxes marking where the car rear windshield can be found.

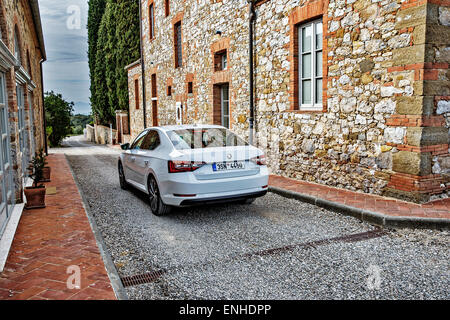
[167,128,248,150]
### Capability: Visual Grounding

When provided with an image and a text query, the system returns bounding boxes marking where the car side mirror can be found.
[121,143,130,150]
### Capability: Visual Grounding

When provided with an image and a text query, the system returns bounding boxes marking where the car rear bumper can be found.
[178,190,268,206]
[159,167,269,206]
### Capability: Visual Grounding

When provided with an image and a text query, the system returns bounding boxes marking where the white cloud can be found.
[40,0,90,114]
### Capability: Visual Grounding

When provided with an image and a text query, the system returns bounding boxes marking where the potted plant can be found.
[24,150,47,209]
[42,164,51,182]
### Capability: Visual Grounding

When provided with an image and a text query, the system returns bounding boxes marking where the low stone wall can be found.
[94,124,117,145]
[85,125,95,142]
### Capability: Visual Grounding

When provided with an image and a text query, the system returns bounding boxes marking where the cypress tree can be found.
[88,0,140,126]
[115,0,141,111]
[87,0,106,122]
[93,11,110,124]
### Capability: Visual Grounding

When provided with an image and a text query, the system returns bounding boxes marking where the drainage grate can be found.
[245,228,387,258]
[120,228,387,288]
[121,269,166,287]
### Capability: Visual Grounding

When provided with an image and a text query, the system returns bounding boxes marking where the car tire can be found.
[148,176,171,216]
[118,162,128,190]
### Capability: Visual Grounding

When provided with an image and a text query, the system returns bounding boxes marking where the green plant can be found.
[29,150,47,188]
[89,0,140,126]
[45,91,74,147]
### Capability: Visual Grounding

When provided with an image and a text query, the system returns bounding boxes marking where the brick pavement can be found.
[0,154,117,300]
[269,175,449,220]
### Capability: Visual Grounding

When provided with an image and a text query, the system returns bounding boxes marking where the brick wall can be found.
[0,0,46,202]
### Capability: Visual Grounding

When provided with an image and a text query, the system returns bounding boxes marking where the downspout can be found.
[39,60,48,155]
[138,0,147,129]
[248,0,256,145]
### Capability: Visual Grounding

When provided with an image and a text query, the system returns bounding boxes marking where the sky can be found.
[40,0,91,115]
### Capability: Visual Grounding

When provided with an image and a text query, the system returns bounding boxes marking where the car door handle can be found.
[130,156,136,162]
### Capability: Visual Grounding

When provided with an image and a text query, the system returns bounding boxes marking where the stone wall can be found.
[127,0,449,202]
[0,0,46,202]
[85,125,95,142]
[94,124,117,145]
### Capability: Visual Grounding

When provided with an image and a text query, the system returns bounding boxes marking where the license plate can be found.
[213,161,245,172]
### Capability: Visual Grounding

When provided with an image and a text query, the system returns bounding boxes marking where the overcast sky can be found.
[40,0,91,115]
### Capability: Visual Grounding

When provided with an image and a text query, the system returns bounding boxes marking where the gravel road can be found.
[52,136,450,300]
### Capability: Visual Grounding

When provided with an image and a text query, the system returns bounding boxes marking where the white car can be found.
[118,125,269,216]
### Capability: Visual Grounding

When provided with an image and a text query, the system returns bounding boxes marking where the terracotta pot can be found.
[42,166,51,182]
[24,186,46,209]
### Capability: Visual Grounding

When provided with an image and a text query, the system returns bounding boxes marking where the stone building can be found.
[126,0,450,203]
[0,0,46,237]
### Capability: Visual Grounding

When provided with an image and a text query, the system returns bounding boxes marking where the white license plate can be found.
[213,161,245,172]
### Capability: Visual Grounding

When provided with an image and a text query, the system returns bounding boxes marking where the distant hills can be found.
[74,101,91,115]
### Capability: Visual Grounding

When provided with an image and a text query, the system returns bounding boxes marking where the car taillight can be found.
[250,155,266,166]
[168,160,205,173]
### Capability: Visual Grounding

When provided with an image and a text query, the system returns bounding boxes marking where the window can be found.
[149,3,155,39]
[16,85,29,175]
[134,79,140,110]
[140,130,160,150]
[167,128,247,150]
[167,85,172,97]
[0,73,15,235]
[298,19,323,110]
[214,50,227,71]
[174,21,182,68]
[220,84,229,128]
[28,91,35,159]
[165,0,170,17]
[187,81,193,94]
[131,130,148,149]
[14,29,21,64]
[27,51,32,79]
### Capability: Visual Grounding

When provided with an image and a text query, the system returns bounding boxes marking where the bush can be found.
[45,91,74,147]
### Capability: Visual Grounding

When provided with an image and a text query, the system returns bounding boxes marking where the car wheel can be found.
[148,176,171,216]
[118,162,128,190]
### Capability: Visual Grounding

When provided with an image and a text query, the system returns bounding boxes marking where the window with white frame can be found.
[14,30,21,64]
[16,84,29,177]
[28,91,35,159]
[221,83,230,129]
[298,19,323,111]
[0,73,15,235]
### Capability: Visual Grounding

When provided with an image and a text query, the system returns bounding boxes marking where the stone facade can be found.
[126,0,450,203]
[0,0,46,205]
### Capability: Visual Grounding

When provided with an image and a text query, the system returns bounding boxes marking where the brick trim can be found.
[172,13,183,69]
[288,1,328,112]
[148,0,156,41]
[386,143,449,156]
[186,73,194,95]
[211,37,230,73]
[388,172,446,194]
[166,77,173,97]
[385,115,446,127]
[13,20,24,66]
[210,70,233,128]
[0,1,8,45]
[164,0,170,17]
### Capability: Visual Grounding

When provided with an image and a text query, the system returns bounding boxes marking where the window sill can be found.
[289,109,325,114]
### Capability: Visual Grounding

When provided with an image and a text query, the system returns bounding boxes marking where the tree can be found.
[93,10,110,124]
[44,91,74,147]
[114,0,141,111]
[88,0,106,120]
[87,0,140,126]
[71,114,93,135]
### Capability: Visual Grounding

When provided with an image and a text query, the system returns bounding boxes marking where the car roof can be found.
[146,124,226,132]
